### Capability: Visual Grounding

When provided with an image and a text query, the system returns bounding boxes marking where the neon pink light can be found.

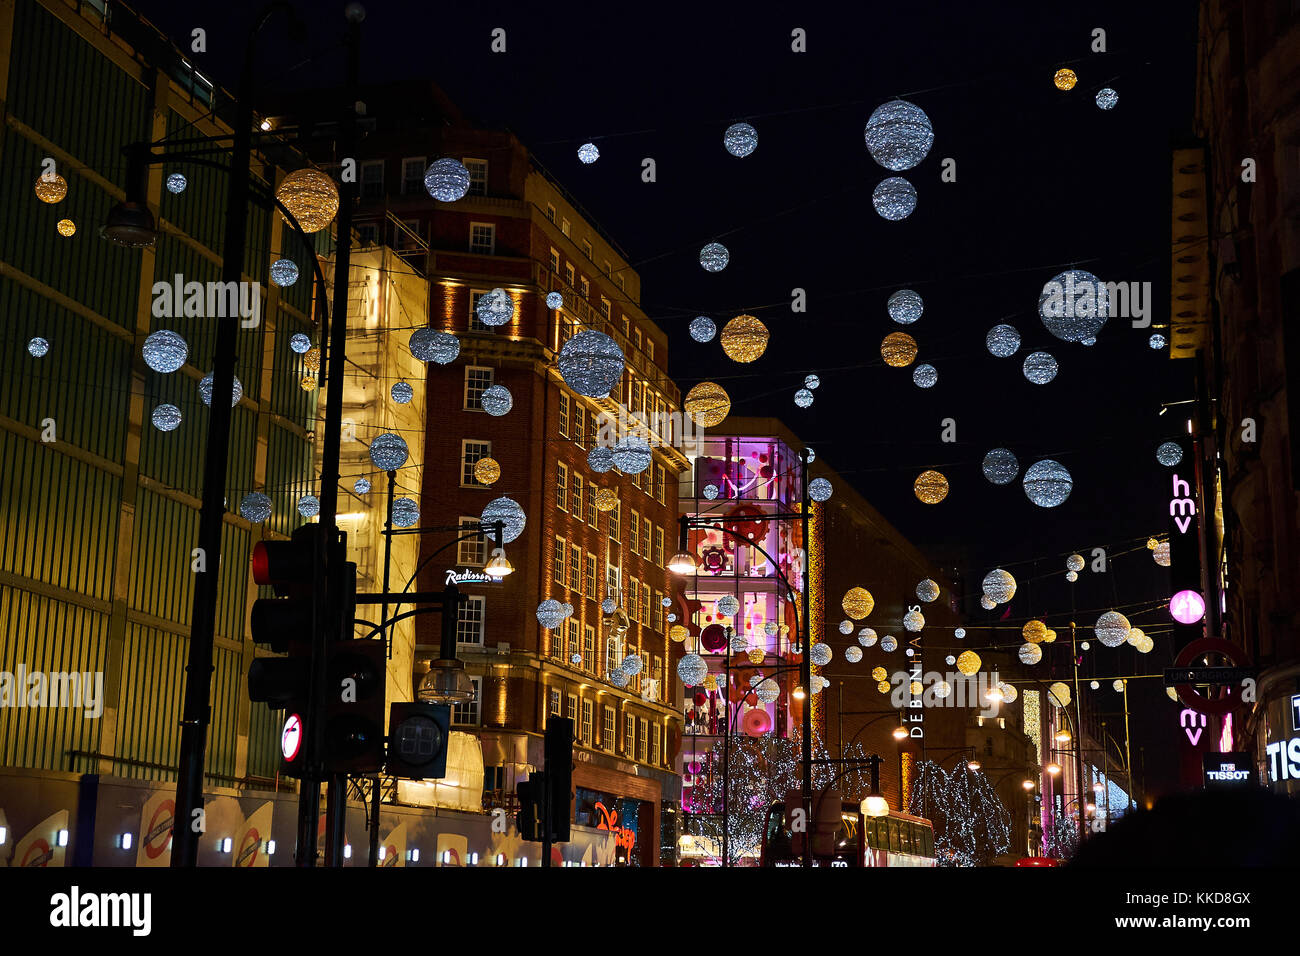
[1169,589,1206,625]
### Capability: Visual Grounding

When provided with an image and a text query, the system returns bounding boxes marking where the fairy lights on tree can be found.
[906,760,1011,866]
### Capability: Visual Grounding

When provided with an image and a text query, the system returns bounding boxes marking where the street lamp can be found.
[484,547,514,577]
[1046,762,1062,775]
[668,549,697,574]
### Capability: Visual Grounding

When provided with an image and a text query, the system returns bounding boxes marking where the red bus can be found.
[760,799,936,867]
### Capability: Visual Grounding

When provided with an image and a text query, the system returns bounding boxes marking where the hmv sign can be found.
[1169,473,1196,535]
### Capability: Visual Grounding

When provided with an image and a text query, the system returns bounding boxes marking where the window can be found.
[469,222,495,255]
[573,409,585,446]
[581,700,593,743]
[629,510,640,555]
[464,366,493,410]
[645,339,654,363]
[641,583,651,626]
[561,217,571,237]
[566,619,579,662]
[467,290,492,332]
[566,695,577,724]
[549,247,560,274]
[401,156,425,195]
[652,723,661,764]
[638,719,648,762]
[652,655,662,690]
[606,637,622,676]
[456,596,485,645]
[553,537,566,587]
[558,392,569,437]
[582,239,593,260]
[546,203,556,223]
[629,576,640,623]
[656,465,667,505]
[585,553,598,601]
[568,545,581,592]
[606,557,620,597]
[654,526,665,567]
[653,594,663,632]
[587,488,598,528]
[397,218,422,251]
[642,518,652,559]
[625,713,636,755]
[580,276,590,298]
[548,688,561,717]
[571,475,584,521]
[357,222,379,246]
[599,297,612,320]
[464,158,488,196]
[452,676,481,725]
[564,262,575,287]
[360,160,385,198]
[461,440,491,486]
[583,626,596,673]
[620,314,630,338]
[616,273,626,292]
[603,707,615,750]
[634,327,643,355]
[609,503,620,542]
[603,259,612,278]
[556,462,568,511]
[457,516,487,566]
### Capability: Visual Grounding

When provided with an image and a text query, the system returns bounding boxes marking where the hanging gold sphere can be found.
[594,487,619,512]
[909,680,924,696]
[1053,68,1078,91]
[1042,628,1057,643]
[913,469,949,504]
[683,381,731,427]
[871,666,888,682]
[956,650,982,676]
[669,624,689,643]
[1048,681,1072,707]
[881,331,918,367]
[276,168,339,233]
[842,587,875,620]
[56,218,76,237]
[877,680,891,694]
[1022,619,1048,643]
[303,346,322,372]
[299,374,317,391]
[703,674,718,691]
[747,648,765,664]
[720,314,769,363]
[473,456,501,485]
[35,173,68,204]
[1147,537,1159,550]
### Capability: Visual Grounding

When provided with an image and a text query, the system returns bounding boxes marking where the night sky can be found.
[129,0,1201,795]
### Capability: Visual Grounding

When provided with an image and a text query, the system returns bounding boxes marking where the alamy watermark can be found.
[890,668,1004,719]
[1040,275,1153,328]
[151,273,262,327]
[0,665,104,717]
[593,401,706,457]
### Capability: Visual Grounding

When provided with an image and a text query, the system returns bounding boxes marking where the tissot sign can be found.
[1202,752,1252,789]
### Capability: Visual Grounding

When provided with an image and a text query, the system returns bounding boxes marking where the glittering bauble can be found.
[558,330,625,397]
[56,219,76,237]
[1022,351,1058,385]
[1095,87,1119,110]
[916,579,940,602]
[956,651,981,676]
[353,478,371,494]
[793,388,814,409]
[602,598,617,615]
[537,599,566,630]
[931,680,951,699]
[864,100,934,171]
[912,364,937,388]
[755,679,780,704]
[1053,68,1078,90]
[297,495,320,518]
[1156,441,1183,466]
[677,653,708,686]
[276,168,339,232]
[1149,334,1167,350]
[546,292,563,309]
[290,333,311,354]
[842,588,874,619]
[684,381,731,427]
[239,492,271,523]
[151,404,181,431]
[837,646,859,666]
[980,594,997,610]
[910,681,924,696]
[809,477,833,502]
[1132,633,1153,654]
[423,158,471,201]
[668,624,688,643]
[1048,681,1071,708]
[689,316,716,342]
[391,381,414,404]
[983,569,1017,603]
[302,347,321,372]
[570,653,583,666]
[986,324,1021,357]
[887,289,924,325]
[703,674,718,691]
[720,314,769,363]
[1095,611,1131,648]
[612,435,652,474]
[476,288,515,327]
[1126,627,1145,646]
[747,648,765,665]
[391,497,419,527]
[877,680,892,694]
[35,173,68,203]
[872,667,888,682]
[1154,541,1170,566]
[913,470,949,504]
[981,448,1018,486]
[1066,570,1078,582]
[622,654,643,676]
[717,594,740,617]
[872,176,917,220]
[723,122,758,157]
[880,635,898,652]
[858,628,878,647]
[702,484,719,500]
[810,643,832,666]
[480,384,513,417]
[199,371,242,407]
[582,448,613,476]
[1043,629,1057,643]
[143,330,188,373]
[1023,619,1048,643]
[481,497,526,543]
[1038,269,1110,343]
[699,242,729,272]
[948,629,963,642]
[28,337,49,357]
[368,433,408,471]
[166,173,187,194]
[1019,643,1042,665]
[1066,553,1085,572]
[577,143,600,164]
[473,457,501,485]
[409,328,460,365]
[903,609,925,632]
[1023,459,1073,508]
[269,259,299,287]
[881,332,918,367]
[830,620,850,638]
[609,666,629,688]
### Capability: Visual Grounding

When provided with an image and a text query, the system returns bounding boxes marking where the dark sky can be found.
[129,0,1201,795]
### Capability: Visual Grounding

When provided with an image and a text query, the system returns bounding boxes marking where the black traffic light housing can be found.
[545,717,573,842]
[386,702,451,779]
[515,773,543,842]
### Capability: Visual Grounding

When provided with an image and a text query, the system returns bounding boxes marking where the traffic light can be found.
[385,702,450,779]
[515,773,543,842]
[320,637,384,775]
[545,717,573,842]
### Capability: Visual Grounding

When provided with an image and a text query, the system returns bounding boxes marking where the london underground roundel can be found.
[282,713,303,762]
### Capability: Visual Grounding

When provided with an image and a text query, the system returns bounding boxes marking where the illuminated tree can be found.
[907,760,1011,866]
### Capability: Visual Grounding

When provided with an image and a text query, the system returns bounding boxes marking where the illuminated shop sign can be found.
[444,568,502,585]
[1202,752,1252,789]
